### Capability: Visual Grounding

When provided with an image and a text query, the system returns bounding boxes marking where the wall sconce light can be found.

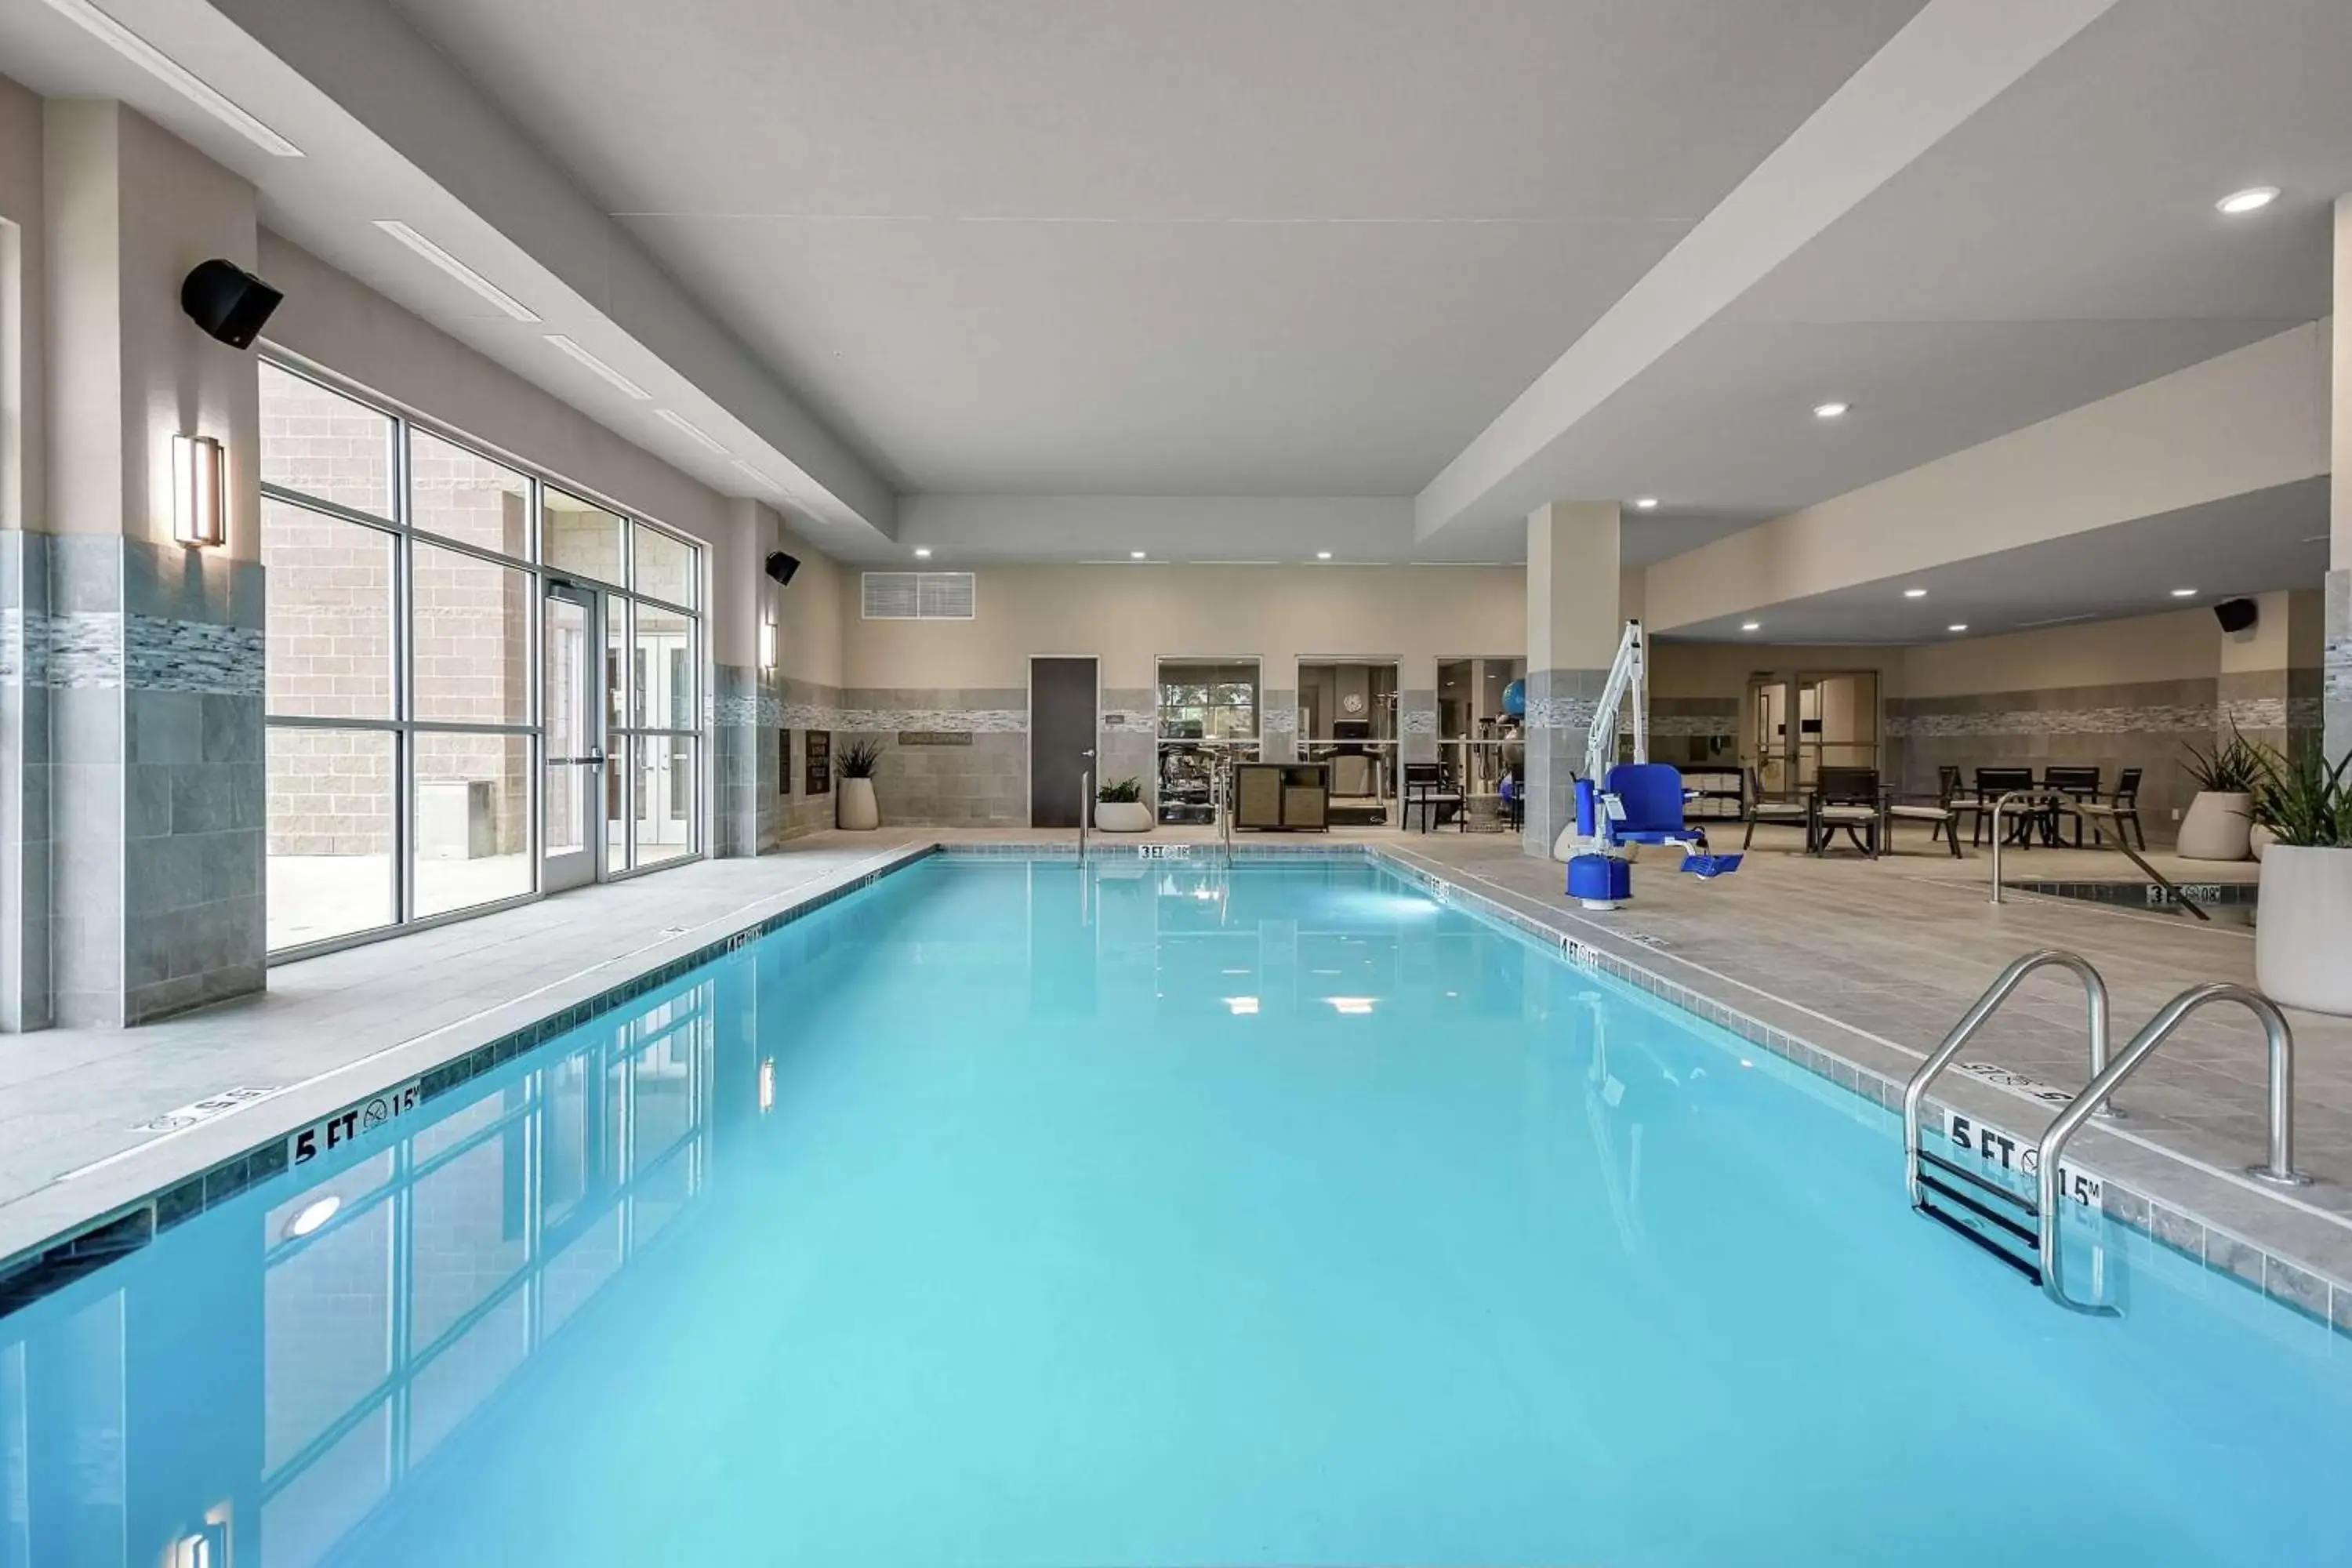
[172,433,225,547]
[760,608,778,671]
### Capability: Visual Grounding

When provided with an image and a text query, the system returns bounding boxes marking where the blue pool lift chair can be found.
[1603,764,1692,848]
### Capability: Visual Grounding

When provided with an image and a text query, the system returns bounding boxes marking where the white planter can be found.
[837,776,879,831]
[2176,790,2252,861]
[2256,845,2352,1014]
[1094,800,1152,833]
[2250,823,2278,862]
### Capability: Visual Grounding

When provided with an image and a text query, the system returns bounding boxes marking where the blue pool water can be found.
[5,854,2350,1566]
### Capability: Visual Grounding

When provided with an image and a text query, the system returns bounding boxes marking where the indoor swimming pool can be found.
[3,853,2347,1566]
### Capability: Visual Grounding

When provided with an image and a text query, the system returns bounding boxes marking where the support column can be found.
[710,497,781,858]
[1260,662,1297,764]
[1524,502,1621,856]
[35,103,264,1029]
[2218,590,2326,758]
[1398,653,1439,772]
[2329,197,2352,766]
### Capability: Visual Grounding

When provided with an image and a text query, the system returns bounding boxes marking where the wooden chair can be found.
[2041,765,2103,848]
[1885,765,1964,858]
[1402,763,1461,832]
[1809,765,1883,858]
[2097,767,2147,851]
[1740,764,1811,849]
[1969,767,2039,847]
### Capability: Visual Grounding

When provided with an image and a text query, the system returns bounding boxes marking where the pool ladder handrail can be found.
[1218,750,1235,866]
[1987,792,2209,920]
[1904,949,2116,1206]
[1078,767,1090,862]
[1908,956,2312,1316]
[1902,951,2113,1304]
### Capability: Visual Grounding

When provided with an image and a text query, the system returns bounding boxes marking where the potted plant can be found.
[1095,777,1152,833]
[2176,729,2264,860]
[2253,749,2352,1014]
[836,739,884,830]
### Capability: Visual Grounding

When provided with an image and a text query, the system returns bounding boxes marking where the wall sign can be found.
[131,1085,282,1134]
[779,730,793,796]
[1138,843,1192,859]
[290,1078,422,1167]
[804,729,831,795]
[1944,1110,2103,1207]
[898,731,972,747]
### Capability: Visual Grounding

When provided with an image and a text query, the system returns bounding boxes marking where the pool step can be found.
[1913,1145,2043,1284]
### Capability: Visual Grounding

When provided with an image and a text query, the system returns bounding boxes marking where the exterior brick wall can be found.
[263,371,533,859]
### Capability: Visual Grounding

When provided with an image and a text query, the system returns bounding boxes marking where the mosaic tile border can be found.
[1363,844,2352,1341]
[13,610,267,695]
[775,703,1027,735]
[1886,705,2225,739]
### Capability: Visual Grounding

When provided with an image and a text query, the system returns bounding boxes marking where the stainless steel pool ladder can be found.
[1987,793,2207,920]
[1218,750,1235,866]
[1905,954,2310,1316]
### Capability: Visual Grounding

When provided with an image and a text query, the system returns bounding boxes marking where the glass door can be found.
[543,583,604,892]
[1745,675,1796,799]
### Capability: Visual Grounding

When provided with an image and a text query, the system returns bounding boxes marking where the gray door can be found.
[1029,657,1098,828]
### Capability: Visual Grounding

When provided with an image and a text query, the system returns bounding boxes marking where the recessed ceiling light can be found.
[1947,623,1969,633]
[654,408,729,455]
[1740,621,1762,633]
[912,547,932,559]
[2170,587,2197,597]
[43,0,304,157]
[375,221,539,322]
[1903,587,1928,599]
[2216,186,2280,216]
[1130,550,1147,560]
[282,1195,340,1240]
[1633,496,1659,510]
[731,459,782,492]
[544,334,651,400]
[1316,550,1333,561]
[1813,401,1849,419]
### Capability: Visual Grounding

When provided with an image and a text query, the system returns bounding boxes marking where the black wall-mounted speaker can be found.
[2214,597,2259,634]
[764,551,801,586]
[180,260,283,350]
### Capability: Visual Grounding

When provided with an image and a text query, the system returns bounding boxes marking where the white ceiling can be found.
[0,0,2343,619]
[380,0,1929,496]
[1660,478,2332,644]
[1422,0,2352,557]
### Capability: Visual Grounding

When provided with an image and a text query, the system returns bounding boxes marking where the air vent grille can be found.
[862,571,975,620]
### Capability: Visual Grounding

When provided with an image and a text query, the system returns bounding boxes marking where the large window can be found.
[260,361,703,956]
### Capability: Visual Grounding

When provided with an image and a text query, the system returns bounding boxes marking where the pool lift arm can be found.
[1560,619,1741,908]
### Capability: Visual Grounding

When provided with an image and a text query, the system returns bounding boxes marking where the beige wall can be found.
[779,531,845,689]
[2216,589,2325,676]
[43,102,263,558]
[1649,641,1898,699]
[840,564,1525,691]
[1644,324,2332,633]
[1896,608,2220,698]
[0,75,41,535]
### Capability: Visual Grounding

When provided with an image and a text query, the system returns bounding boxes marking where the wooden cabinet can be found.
[1234,763,1330,831]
